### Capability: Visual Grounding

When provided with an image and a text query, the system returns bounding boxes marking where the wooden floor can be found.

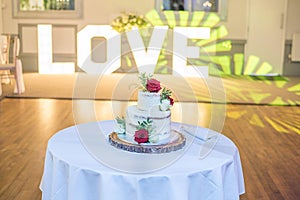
[0,98,299,200]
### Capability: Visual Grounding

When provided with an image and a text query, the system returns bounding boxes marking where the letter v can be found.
[126,26,168,74]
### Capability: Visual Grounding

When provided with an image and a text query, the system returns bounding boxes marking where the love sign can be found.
[38,25,210,77]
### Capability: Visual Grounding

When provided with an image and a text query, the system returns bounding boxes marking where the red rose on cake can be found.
[168,96,174,106]
[134,129,149,143]
[146,79,161,93]
[138,73,174,111]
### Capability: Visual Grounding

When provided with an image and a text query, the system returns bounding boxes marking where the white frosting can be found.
[137,91,161,111]
[125,105,171,142]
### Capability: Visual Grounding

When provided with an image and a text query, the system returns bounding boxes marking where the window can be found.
[19,0,75,11]
[13,0,82,18]
[156,0,227,20]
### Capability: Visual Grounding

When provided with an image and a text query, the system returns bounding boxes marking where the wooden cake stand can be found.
[108,130,186,154]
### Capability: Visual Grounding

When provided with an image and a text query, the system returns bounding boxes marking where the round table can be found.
[40,120,245,200]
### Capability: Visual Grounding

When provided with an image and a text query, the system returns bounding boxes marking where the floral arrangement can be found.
[111,12,151,33]
[138,73,174,111]
[134,118,154,143]
[115,117,157,144]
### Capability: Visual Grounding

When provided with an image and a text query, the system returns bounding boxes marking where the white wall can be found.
[1,0,154,33]
[0,0,3,34]
[2,0,300,38]
[2,0,248,38]
[220,0,248,39]
[286,0,300,39]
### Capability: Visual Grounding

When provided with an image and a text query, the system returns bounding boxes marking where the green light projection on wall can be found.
[178,11,189,27]
[163,11,177,28]
[145,9,237,75]
[145,9,281,76]
[145,10,300,100]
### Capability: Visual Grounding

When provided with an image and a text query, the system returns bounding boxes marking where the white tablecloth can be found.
[40,120,245,200]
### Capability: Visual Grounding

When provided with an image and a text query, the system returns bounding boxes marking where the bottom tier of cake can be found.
[125,105,171,142]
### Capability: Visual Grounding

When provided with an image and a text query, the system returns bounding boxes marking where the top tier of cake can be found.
[137,91,161,111]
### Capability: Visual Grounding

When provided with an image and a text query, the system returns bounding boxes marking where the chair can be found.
[0,34,24,94]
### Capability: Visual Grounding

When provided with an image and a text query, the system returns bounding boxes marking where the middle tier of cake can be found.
[125,105,171,142]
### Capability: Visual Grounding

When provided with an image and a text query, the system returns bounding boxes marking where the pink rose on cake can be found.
[146,79,161,92]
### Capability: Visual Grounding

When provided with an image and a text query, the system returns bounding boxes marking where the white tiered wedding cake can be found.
[109,73,185,154]
[115,73,174,144]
